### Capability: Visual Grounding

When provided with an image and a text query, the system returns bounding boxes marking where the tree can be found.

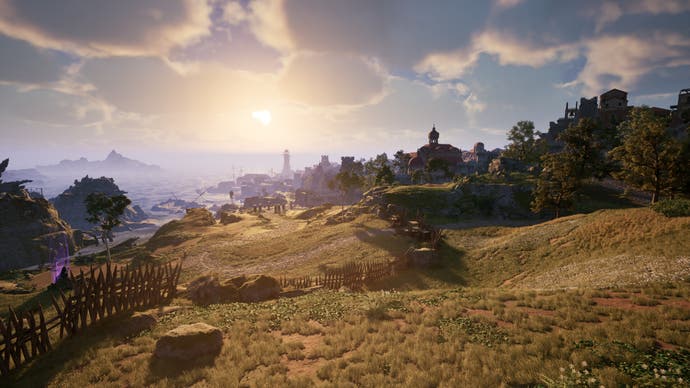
[425,158,452,182]
[609,107,682,203]
[503,120,546,165]
[375,164,395,185]
[363,153,390,187]
[329,171,363,210]
[393,150,411,175]
[229,190,234,204]
[531,153,580,218]
[85,192,131,262]
[0,158,31,193]
[558,118,607,179]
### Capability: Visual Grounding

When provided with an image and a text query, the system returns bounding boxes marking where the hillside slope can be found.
[442,207,690,289]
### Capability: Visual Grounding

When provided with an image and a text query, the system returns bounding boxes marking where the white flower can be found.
[581,361,588,367]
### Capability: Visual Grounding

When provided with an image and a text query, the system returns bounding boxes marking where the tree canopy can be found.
[609,107,682,203]
[503,121,545,165]
[85,192,131,262]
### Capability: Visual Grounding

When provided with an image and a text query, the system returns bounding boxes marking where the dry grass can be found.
[7,283,690,387]
[4,206,690,386]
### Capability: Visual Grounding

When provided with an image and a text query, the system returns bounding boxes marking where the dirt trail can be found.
[181,213,333,278]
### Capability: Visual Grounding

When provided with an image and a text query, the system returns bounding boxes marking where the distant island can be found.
[35,150,161,176]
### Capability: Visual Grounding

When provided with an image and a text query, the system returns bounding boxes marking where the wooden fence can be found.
[0,261,181,376]
[279,260,394,291]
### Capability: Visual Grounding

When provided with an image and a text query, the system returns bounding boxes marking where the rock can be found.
[0,190,75,271]
[238,275,281,302]
[186,274,281,304]
[51,176,148,230]
[119,312,157,337]
[154,323,223,361]
[406,248,438,267]
[187,275,239,305]
[184,208,216,226]
[219,212,242,225]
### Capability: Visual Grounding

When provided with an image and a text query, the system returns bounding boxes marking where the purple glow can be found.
[49,232,70,283]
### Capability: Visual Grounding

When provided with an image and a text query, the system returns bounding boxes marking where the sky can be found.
[1,0,689,172]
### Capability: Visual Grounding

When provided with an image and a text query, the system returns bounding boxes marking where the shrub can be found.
[651,198,690,217]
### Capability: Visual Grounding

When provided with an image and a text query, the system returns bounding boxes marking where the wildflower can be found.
[588,377,596,384]
[581,360,588,367]
[559,367,565,373]
[641,364,648,370]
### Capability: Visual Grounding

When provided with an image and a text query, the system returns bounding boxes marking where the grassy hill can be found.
[3,196,690,386]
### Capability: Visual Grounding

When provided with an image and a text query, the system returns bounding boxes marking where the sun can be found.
[252,110,272,126]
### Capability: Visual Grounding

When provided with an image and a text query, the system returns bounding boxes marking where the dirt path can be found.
[180,213,320,278]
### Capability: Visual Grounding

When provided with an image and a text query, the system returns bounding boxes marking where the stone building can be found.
[598,88,630,128]
[407,125,464,176]
[462,142,501,174]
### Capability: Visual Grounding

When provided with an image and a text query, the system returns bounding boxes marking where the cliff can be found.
[0,190,75,272]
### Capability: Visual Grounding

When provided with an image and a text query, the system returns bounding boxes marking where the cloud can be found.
[223,1,248,25]
[494,0,523,10]
[278,53,387,106]
[0,83,109,127]
[463,93,486,113]
[415,30,580,80]
[0,34,65,84]
[247,0,294,52]
[81,57,276,115]
[0,0,212,57]
[578,33,690,95]
[244,0,490,70]
[590,0,690,31]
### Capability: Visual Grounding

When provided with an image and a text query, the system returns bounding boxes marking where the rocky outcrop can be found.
[185,274,281,305]
[238,275,281,302]
[219,212,242,225]
[0,190,75,271]
[146,208,215,249]
[51,176,147,230]
[154,323,223,361]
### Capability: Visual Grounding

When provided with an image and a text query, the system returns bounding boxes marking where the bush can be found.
[651,198,690,217]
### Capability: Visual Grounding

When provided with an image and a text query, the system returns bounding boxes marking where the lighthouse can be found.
[281,149,292,179]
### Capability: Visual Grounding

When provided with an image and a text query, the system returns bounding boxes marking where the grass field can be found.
[3,195,690,386]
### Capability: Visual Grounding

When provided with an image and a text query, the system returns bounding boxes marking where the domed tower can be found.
[428,124,439,145]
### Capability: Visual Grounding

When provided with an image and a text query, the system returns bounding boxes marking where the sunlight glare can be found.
[252,110,272,126]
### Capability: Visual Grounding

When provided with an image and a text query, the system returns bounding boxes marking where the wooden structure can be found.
[280,260,393,291]
[0,261,181,376]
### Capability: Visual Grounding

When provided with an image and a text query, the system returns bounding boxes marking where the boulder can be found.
[154,323,223,361]
[219,212,242,225]
[406,248,438,268]
[187,275,239,305]
[238,275,281,302]
[184,208,216,226]
[119,312,157,337]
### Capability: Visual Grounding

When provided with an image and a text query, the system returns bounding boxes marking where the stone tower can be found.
[428,124,439,145]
